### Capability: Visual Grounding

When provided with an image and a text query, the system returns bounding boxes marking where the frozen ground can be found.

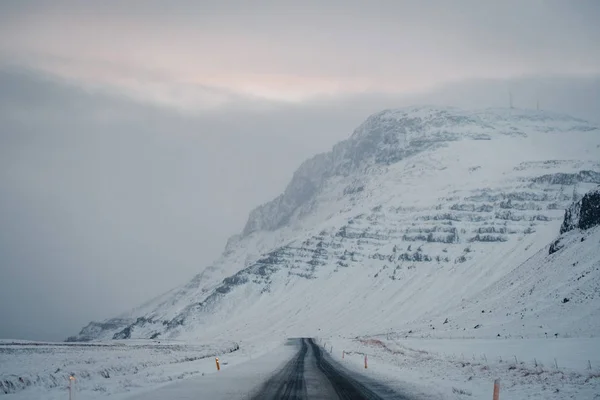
[123,339,298,400]
[323,336,600,400]
[2,336,600,399]
[0,339,248,400]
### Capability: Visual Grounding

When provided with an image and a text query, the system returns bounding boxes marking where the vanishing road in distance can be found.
[252,338,408,399]
[127,337,412,399]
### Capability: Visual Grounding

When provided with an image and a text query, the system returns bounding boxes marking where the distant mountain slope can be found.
[398,185,600,339]
[67,106,600,342]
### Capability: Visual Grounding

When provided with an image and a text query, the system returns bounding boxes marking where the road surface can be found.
[250,338,409,399]
[126,338,411,399]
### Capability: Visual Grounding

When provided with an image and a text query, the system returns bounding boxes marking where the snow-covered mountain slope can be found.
[68,106,600,343]
[394,210,600,340]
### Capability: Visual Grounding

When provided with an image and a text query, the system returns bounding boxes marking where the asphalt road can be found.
[250,338,410,400]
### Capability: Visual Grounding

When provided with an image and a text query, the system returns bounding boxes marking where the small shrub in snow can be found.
[92,384,107,392]
[468,234,508,243]
[452,387,472,396]
[585,372,600,383]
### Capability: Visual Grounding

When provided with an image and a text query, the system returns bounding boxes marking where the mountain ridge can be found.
[67,106,600,343]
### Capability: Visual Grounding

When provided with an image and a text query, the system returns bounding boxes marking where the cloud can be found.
[1,0,598,109]
[0,68,363,340]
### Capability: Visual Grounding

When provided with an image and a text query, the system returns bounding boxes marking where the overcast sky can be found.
[1,0,599,341]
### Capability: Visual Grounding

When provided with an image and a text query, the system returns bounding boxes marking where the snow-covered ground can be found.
[0,339,247,399]
[123,339,297,400]
[2,332,600,399]
[322,336,600,399]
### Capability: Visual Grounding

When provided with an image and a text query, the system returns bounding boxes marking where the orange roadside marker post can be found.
[215,357,220,371]
[493,379,500,400]
[364,354,368,369]
[68,375,75,400]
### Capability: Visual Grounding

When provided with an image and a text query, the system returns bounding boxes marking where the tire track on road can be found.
[250,338,308,400]
[252,338,410,399]
[308,338,406,399]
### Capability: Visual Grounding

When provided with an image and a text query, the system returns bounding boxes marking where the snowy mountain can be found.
[68,106,600,343]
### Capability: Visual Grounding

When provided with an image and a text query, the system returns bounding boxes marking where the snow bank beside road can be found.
[124,338,297,400]
[0,340,240,399]
[324,336,600,399]
[394,337,600,372]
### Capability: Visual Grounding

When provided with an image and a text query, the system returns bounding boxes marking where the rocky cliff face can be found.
[579,187,600,230]
[559,186,600,234]
[551,186,600,254]
[67,106,600,342]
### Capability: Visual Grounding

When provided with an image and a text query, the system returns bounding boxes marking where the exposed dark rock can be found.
[560,186,600,234]
[532,170,600,185]
[579,187,600,230]
[560,200,582,234]
[468,234,508,243]
[454,255,467,264]
[112,326,132,340]
[65,318,133,342]
[398,251,432,262]
[548,238,564,255]
[551,187,600,255]
[343,182,365,195]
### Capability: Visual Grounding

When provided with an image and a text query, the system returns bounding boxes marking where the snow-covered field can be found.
[323,336,600,399]
[0,339,245,399]
[8,336,598,399]
[123,339,298,400]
